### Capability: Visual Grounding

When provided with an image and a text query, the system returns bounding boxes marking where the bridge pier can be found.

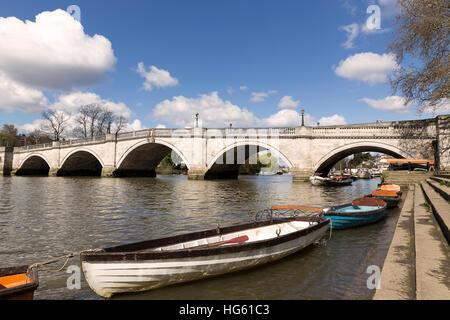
[188,167,207,180]
[290,168,314,182]
[101,166,116,178]
[49,168,59,177]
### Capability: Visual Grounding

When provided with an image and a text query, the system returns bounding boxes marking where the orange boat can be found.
[380,184,402,193]
[368,188,402,209]
[0,266,39,300]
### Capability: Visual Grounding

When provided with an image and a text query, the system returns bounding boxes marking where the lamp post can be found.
[301,109,305,126]
[195,113,199,128]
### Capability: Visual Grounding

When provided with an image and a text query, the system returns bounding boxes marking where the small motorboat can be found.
[309,175,327,186]
[0,265,39,300]
[367,189,402,209]
[81,216,330,298]
[323,176,353,186]
[322,197,387,230]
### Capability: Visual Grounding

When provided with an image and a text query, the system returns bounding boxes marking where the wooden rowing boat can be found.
[367,188,402,209]
[80,216,330,298]
[0,265,39,300]
[322,197,387,230]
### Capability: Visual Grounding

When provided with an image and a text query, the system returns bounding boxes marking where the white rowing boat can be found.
[81,216,329,298]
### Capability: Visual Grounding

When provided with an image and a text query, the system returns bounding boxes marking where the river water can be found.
[0,175,402,300]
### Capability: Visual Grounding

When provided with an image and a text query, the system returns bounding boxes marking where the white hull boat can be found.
[81,216,329,298]
[309,176,326,186]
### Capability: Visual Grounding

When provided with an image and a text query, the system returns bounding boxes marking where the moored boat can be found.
[322,197,387,230]
[80,216,330,298]
[309,175,326,186]
[367,189,402,209]
[0,265,39,300]
[323,176,353,186]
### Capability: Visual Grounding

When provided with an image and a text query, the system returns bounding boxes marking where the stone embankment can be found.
[373,179,450,300]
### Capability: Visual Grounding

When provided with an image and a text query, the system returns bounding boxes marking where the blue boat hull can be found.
[324,211,386,230]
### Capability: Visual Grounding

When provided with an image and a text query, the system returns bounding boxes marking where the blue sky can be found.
[0,0,445,133]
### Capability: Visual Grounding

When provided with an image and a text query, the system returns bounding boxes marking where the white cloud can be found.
[250,90,277,102]
[360,96,412,113]
[18,91,133,136]
[278,96,300,109]
[340,23,359,49]
[317,114,347,126]
[50,91,132,118]
[127,119,146,131]
[0,9,116,90]
[334,52,399,85]
[153,92,258,127]
[227,87,233,94]
[259,109,304,127]
[240,86,248,91]
[136,62,178,91]
[0,72,48,113]
[152,91,345,129]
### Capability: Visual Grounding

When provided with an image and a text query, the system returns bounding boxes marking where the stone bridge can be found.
[1,115,448,181]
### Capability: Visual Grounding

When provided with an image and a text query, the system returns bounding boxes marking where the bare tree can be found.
[41,109,70,141]
[113,116,128,135]
[74,105,90,138]
[86,104,103,138]
[389,0,449,113]
[98,108,115,135]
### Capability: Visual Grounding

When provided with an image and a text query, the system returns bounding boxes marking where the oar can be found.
[193,235,249,249]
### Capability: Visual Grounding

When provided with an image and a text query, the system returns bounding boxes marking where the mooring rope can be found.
[27,249,104,274]
[329,219,333,240]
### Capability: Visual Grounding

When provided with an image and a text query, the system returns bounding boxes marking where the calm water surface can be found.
[0,175,402,300]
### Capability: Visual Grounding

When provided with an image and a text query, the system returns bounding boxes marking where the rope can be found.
[329,219,333,240]
[27,249,104,274]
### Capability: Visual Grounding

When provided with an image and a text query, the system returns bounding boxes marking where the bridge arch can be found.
[206,140,293,179]
[313,141,414,176]
[115,139,190,177]
[16,153,51,175]
[59,148,104,176]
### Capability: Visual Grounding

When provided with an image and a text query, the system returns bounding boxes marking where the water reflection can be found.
[0,175,400,300]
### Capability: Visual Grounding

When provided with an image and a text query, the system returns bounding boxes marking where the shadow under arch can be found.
[16,155,50,176]
[206,142,293,179]
[58,150,104,176]
[313,142,412,177]
[115,141,188,177]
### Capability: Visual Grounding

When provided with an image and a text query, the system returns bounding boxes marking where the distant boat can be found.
[323,176,353,186]
[0,265,39,300]
[259,171,276,176]
[309,176,326,186]
[80,215,330,298]
[322,197,387,230]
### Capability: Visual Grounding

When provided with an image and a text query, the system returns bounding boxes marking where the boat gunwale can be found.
[324,203,387,217]
[0,265,39,299]
[80,216,329,262]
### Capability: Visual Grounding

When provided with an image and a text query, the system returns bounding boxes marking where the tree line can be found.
[42,104,129,141]
[1,104,129,147]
